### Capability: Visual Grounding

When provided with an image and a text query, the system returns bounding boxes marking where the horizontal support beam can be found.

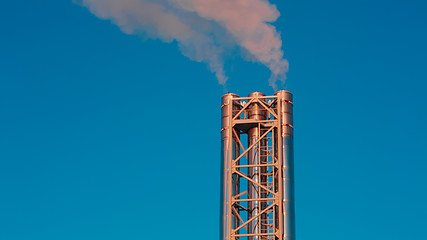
[233,198,278,203]
[234,163,277,168]
[233,202,276,232]
[233,119,278,125]
[235,170,276,195]
[231,96,277,101]
[232,98,254,121]
[233,126,275,164]
[233,232,278,237]
[257,98,278,119]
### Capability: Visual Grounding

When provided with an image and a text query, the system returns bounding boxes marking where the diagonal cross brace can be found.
[232,206,248,231]
[235,170,276,195]
[232,98,254,120]
[232,128,248,159]
[233,202,276,233]
[257,98,278,119]
[233,126,275,164]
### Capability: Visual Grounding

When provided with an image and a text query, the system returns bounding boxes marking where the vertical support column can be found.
[276,90,295,240]
[221,91,294,240]
[232,102,241,234]
[221,93,240,240]
[247,92,267,240]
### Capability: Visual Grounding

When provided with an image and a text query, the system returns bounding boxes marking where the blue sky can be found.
[1,1,426,239]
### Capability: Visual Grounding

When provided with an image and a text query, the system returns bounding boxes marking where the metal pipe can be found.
[221,93,240,240]
[220,90,295,240]
[275,90,295,240]
[247,92,267,240]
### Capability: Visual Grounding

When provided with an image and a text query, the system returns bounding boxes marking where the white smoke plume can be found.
[75,0,288,88]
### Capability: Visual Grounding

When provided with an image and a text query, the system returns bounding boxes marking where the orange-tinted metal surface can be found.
[220,91,295,240]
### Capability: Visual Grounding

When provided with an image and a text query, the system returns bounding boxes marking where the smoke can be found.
[75,0,288,88]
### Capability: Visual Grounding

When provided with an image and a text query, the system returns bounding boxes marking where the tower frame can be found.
[221,91,295,240]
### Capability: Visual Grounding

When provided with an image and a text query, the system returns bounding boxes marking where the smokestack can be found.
[220,91,295,240]
[247,92,267,240]
[221,93,241,240]
[276,90,295,240]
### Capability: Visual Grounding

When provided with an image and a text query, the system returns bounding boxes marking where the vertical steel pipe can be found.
[221,93,240,240]
[276,90,295,240]
[247,92,267,240]
[220,91,295,240]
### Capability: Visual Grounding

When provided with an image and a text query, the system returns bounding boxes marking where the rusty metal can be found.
[220,91,295,240]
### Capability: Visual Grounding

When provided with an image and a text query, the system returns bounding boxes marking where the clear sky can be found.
[1,1,426,240]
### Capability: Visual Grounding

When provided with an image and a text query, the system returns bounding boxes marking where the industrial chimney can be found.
[220,91,295,240]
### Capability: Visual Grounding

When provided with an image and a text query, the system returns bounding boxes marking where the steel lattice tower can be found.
[220,91,295,240]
